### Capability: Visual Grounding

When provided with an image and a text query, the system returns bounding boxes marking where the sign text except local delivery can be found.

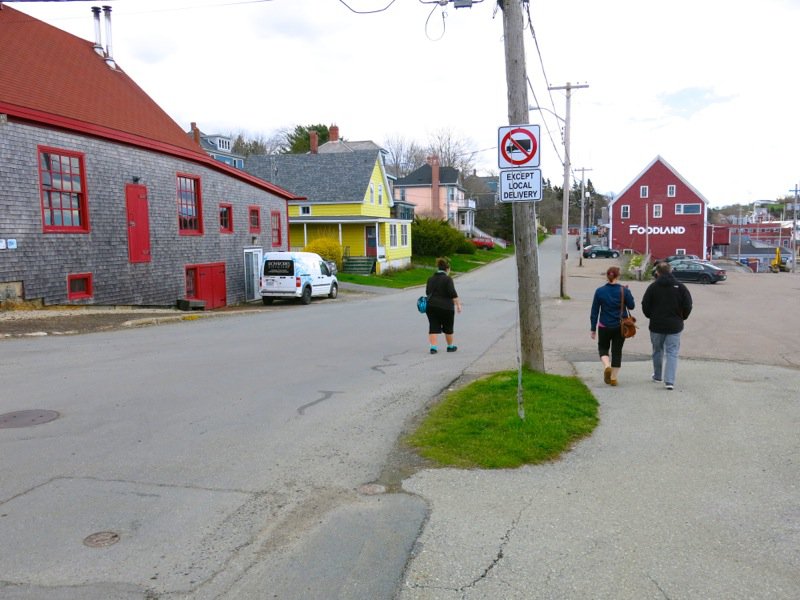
[499,168,542,203]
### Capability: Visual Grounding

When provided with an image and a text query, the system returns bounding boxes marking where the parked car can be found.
[582,245,620,258]
[471,237,495,249]
[260,251,338,305]
[663,254,701,262]
[665,259,726,284]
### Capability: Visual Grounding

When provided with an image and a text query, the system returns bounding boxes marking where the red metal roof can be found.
[0,5,300,199]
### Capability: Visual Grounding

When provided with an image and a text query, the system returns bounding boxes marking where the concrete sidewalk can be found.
[397,260,800,599]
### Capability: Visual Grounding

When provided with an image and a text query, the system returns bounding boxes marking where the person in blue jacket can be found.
[590,266,635,386]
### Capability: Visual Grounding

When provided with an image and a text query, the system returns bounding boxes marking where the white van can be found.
[260,252,338,305]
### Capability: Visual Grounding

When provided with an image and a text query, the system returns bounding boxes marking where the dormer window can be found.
[216,138,231,152]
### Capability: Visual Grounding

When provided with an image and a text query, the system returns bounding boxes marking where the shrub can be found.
[412,217,465,257]
[304,237,343,270]
[456,237,477,254]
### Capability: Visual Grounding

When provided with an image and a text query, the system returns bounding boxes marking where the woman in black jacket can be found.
[641,261,693,390]
[425,257,462,354]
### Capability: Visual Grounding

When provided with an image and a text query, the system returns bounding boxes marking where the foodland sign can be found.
[500,169,542,203]
[628,225,686,235]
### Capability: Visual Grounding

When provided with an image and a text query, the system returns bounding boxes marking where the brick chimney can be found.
[309,130,319,154]
[428,155,441,219]
[329,124,339,143]
[190,122,201,145]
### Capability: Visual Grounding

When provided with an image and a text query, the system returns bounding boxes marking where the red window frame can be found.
[38,146,90,233]
[271,210,282,247]
[249,206,261,233]
[67,273,93,300]
[219,203,233,233]
[177,174,203,235]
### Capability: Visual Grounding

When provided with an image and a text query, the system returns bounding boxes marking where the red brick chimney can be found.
[190,122,200,145]
[428,155,441,218]
[329,124,339,143]
[309,130,319,154]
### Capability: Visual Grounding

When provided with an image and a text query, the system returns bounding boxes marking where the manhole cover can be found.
[83,531,120,548]
[0,410,60,429]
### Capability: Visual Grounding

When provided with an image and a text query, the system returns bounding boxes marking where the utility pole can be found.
[790,185,798,274]
[501,0,544,373]
[550,82,589,298]
[575,167,592,267]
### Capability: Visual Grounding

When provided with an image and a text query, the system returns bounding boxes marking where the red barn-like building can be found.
[609,156,708,259]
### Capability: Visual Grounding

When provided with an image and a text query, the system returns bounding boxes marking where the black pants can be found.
[597,325,624,368]
[426,306,455,335]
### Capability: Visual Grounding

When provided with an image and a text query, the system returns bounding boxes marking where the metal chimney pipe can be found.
[102,6,116,68]
[91,7,104,56]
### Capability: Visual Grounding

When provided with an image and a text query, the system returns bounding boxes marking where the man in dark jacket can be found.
[641,261,693,390]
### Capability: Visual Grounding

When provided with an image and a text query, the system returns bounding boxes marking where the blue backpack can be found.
[417,295,428,313]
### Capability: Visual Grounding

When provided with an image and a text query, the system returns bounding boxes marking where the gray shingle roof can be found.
[244,151,380,203]
[394,163,461,187]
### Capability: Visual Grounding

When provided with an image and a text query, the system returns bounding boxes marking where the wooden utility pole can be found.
[501,0,544,372]
[576,167,592,267]
[549,82,588,298]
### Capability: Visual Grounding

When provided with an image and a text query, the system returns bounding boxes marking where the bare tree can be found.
[381,134,426,178]
[424,127,477,175]
[230,129,285,157]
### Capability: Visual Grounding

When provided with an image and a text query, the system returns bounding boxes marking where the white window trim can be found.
[621,205,630,219]
[378,184,383,205]
[401,223,409,247]
[675,203,702,215]
[369,183,375,204]
[667,184,676,197]
[300,205,311,215]
[653,203,662,219]
[640,185,649,199]
[389,223,398,247]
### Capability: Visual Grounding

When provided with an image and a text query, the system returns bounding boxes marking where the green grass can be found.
[405,369,598,469]
[337,245,515,289]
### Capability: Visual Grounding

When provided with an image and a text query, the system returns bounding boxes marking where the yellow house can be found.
[244,137,413,274]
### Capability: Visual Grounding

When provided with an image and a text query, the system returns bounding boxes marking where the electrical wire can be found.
[524,0,559,123]
[423,2,446,41]
[528,75,564,167]
[336,0,399,14]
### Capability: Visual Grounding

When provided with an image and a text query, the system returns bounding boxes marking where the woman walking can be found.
[590,266,635,385]
[425,257,462,354]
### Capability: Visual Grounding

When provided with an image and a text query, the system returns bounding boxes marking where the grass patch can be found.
[405,369,598,469]
[338,245,515,289]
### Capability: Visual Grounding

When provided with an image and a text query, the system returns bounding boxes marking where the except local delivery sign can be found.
[499,169,542,203]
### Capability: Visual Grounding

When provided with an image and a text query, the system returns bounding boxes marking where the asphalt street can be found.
[1,238,799,599]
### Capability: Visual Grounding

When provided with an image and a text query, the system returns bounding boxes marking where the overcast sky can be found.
[11,0,800,207]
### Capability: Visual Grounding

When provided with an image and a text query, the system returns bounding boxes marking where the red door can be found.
[194,263,227,309]
[125,184,151,263]
[365,226,377,257]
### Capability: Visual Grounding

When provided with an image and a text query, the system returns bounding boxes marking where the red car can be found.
[471,237,495,249]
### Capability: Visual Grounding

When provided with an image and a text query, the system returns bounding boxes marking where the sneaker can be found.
[603,367,612,385]
[665,383,674,390]
[430,347,438,354]
[651,375,662,383]
[446,345,458,353]
[609,379,618,386]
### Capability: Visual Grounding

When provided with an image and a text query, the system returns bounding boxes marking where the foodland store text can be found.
[628,225,687,235]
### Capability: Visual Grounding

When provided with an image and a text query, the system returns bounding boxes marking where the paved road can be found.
[2,238,798,599]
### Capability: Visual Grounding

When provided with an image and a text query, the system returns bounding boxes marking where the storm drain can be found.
[83,531,120,548]
[0,410,60,429]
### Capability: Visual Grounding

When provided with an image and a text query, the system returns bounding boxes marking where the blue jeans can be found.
[650,331,681,384]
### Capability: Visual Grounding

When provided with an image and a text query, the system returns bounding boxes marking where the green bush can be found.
[304,237,343,270]
[456,237,477,254]
[411,217,465,257]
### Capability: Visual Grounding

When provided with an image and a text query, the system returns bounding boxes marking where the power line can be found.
[336,0,398,14]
